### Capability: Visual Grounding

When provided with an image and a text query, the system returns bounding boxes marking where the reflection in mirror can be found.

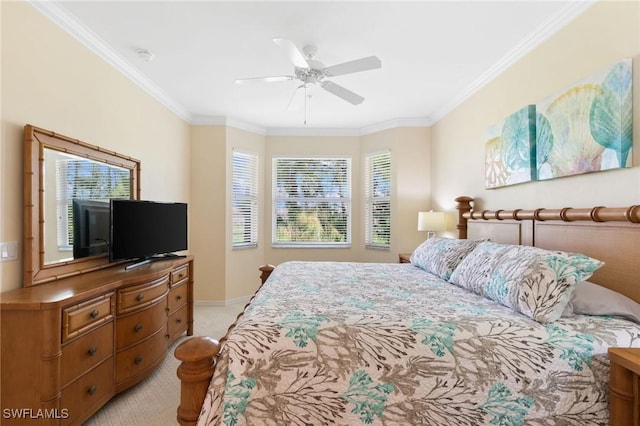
[24,124,140,287]
[43,148,131,265]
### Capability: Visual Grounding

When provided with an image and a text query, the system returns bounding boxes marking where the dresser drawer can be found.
[117,275,169,314]
[167,282,188,313]
[61,357,114,425]
[116,328,168,384]
[170,264,189,286]
[168,304,188,343]
[116,299,168,349]
[61,322,114,388]
[62,293,114,342]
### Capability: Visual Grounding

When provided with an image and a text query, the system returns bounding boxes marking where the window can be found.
[364,151,391,249]
[273,157,351,247]
[55,157,130,248]
[232,150,259,248]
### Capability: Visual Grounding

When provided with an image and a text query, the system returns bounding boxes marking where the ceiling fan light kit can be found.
[235,37,382,119]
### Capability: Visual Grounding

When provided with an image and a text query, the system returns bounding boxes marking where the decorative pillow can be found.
[562,281,640,323]
[449,241,604,323]
[409,237,484,280]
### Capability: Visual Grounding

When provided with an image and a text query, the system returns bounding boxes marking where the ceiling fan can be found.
[235,38,382,107]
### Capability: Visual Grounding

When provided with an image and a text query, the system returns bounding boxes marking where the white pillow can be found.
[562,281,640,323]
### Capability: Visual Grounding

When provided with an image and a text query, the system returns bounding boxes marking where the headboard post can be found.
[455,196,474,239]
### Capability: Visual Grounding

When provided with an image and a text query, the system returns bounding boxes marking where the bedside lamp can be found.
[418,211,446,239]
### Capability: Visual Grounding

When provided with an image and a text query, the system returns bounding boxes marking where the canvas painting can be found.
[536,59,633,180]
[485,105,536,189]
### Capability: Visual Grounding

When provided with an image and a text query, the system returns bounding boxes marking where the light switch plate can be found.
[0,241,18,262]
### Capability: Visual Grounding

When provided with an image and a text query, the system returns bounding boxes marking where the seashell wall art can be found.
[485,58,632,189]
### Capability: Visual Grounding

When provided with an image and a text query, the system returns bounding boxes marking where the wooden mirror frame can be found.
[23,124,141,287]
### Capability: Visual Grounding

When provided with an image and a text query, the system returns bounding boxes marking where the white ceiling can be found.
[33,1,594,134]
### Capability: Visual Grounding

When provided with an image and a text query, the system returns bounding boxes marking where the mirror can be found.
[24,125,140,287]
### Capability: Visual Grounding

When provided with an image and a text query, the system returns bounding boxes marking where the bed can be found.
[175,196,640,425]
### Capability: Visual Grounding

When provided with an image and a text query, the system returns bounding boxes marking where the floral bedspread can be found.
[197,261,640,425]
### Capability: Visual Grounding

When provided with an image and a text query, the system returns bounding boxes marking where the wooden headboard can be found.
[455,196,640,303]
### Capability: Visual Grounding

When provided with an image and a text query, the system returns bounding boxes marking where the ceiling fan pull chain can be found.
[304,85,308,125]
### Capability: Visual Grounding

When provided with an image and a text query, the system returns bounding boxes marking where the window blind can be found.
[273,157,351,247]
[232,150,259,248]
[364,151,391,249]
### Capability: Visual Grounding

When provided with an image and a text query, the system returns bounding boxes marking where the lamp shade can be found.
[417,211,446,232]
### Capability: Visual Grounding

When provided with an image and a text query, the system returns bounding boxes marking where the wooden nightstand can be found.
[399,253,411,264]
[608,347,640,425]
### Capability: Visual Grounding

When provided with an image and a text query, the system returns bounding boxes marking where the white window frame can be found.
[272,156,351,248]
[364,150,391,249]
[232,149,259,249]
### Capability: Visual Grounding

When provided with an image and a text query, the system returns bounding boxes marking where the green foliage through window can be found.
[273,157,351,247]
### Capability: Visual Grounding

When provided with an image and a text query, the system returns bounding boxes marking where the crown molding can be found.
[189,115,267,135]
[265,117,432,136]
[428,0,596,123]
[226,118,268,136]
[188,116,432,137]
[360,117,433,135]
[189,115,229,126]
[28,0,192,122]
[265,127,363,137]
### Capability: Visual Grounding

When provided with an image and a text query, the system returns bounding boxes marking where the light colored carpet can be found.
[85,302,246,426]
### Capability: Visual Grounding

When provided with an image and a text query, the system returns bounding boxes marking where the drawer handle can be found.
[134,323,143,332]
[134,356,143,365]
[136,294,145,302]
[178,273,185,279]
[89,309,99,319]
[88,386,97,396]
[87,346,97,356]
[176,318,182,324]
[176,295,182,301]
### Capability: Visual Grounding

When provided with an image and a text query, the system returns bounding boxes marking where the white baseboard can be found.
[194,295,252,307]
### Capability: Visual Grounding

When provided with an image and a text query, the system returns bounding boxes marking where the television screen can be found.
[110,199,187,264]
[72,199,110,259]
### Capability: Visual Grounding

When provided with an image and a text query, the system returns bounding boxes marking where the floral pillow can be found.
[410,237,484,281]
[448,241,604,323]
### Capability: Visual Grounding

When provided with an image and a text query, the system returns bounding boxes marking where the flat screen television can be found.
[72,199,110,259]
[110,199,187,269]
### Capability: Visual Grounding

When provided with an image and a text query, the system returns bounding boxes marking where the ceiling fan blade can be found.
[320,81,364,105]
[235,75,294,84]
[323,56,382,77]
[273,38,309,69]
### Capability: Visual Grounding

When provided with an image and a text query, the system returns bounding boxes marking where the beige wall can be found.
[0,2,191,292]
[431,0,640,215]
[190,125,227,301]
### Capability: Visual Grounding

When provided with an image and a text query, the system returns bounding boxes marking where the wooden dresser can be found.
[1,256,194,425]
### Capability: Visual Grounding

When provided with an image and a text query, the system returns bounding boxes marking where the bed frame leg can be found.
[174,336,221,426]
